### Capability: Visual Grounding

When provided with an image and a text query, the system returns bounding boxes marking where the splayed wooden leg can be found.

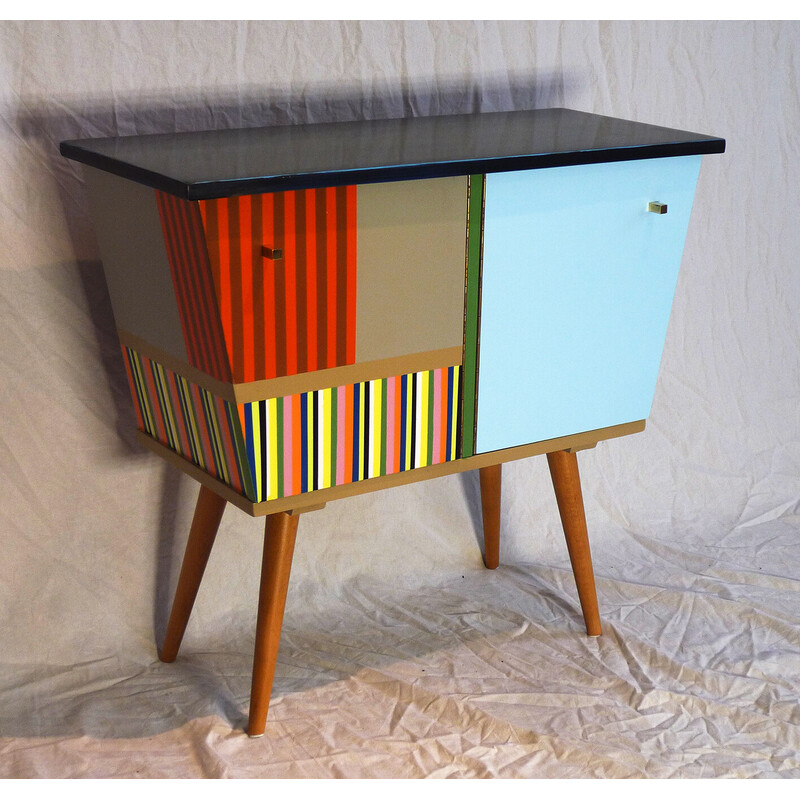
[160,485,227,662]
[247,510,300,737]
[546,450,602,637]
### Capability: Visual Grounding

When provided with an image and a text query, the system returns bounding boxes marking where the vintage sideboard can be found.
[61,108,725,736]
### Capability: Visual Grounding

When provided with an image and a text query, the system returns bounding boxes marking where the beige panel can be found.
[85,169,188,363]
[356,176,468,363]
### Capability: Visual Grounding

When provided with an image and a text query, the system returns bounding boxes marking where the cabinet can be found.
[61,108,724,735]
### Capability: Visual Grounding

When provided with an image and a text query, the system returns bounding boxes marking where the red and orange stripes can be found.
[198,186,357,383]
[155,191,232,382]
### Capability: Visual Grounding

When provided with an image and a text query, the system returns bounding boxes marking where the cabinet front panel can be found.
[475,156,702,454]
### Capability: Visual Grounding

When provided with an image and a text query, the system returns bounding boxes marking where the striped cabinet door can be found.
[156,187,358,385]
[199,187,358,384]
[475,156,702,454]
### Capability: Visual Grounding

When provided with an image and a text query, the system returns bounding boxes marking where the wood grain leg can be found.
[160,485,227,663]
[479,464,502,569]
[247,511,300,738]
[546,450,602,637]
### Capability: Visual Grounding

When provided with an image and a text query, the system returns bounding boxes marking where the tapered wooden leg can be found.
[247,511,300,737]
[479,464,502,569]
[160,485,227,662]
[546,450,602,637]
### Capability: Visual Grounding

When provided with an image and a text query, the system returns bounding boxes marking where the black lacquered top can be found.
[60,107,725,200]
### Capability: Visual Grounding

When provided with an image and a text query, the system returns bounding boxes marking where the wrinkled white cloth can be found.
[0,20,799,778]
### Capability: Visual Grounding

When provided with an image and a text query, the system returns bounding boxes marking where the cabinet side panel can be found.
[476,156,701,454]
[84,170,188,363]
[356,176,468,363]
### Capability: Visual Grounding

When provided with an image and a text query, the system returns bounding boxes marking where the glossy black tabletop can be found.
[60,107,725,200]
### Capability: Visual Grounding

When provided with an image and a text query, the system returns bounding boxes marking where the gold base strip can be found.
[136,420,645,518]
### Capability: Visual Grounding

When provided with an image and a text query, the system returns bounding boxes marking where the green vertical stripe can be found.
[174,375,199,465]
[201,389,229,484]
[132,351,158,437]
[126,350,149,434]
[181,378,207,470]
[462,174,484,458]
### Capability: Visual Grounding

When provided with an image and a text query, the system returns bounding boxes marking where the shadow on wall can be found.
[16,71,578,266]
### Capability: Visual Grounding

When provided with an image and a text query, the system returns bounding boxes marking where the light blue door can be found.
[475,155,701,454]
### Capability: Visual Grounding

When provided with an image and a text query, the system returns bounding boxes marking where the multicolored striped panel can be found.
[198,187,358,383]
[155,191,232,383]
[122,346,253,499]
[239,366,462,503]
[122,346,461,505]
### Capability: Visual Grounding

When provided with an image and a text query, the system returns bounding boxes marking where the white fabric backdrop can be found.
[0,20,799,777]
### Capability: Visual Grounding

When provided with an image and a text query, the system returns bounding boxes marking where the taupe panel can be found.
[356,176,468,363]
[85,169,188,362]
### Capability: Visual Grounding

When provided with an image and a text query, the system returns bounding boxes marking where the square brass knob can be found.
[648,202,668,214]
[261,245,283,260]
